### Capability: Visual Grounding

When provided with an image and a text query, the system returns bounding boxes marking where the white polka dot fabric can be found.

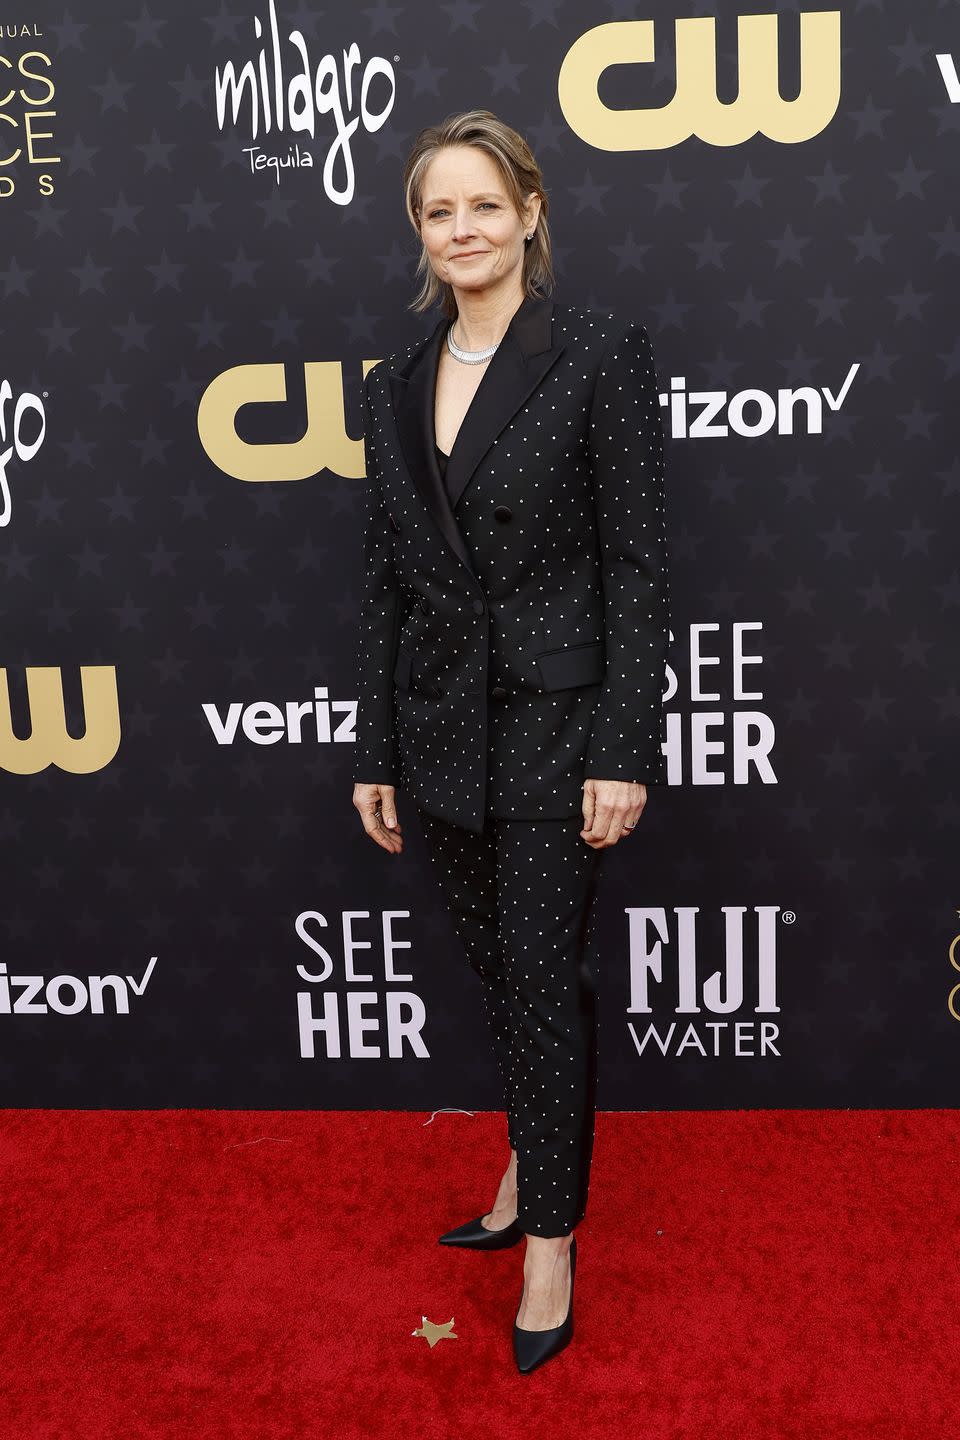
[352,293,670,833]
[417,804,602,1238]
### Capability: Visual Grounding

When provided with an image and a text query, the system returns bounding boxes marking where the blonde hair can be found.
[401,108,555,318]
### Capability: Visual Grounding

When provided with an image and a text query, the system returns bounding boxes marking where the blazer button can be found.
[472,598,485,615]
[389,515,400,534]
[494,505,512,523]
[491,685,508,701]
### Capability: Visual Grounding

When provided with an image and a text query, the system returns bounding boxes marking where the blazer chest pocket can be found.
[534,640,606,692]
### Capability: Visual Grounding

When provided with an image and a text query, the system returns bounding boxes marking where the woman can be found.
[352,109,670,1373]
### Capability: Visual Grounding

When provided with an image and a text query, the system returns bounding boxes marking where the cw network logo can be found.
[559,11,841,151]
[663,363,860,439]
[197,358,378,482]
[1,957,158,1016]
[625,904,791,1059]
[0,666,120,774]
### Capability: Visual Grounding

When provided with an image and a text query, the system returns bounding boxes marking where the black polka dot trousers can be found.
[415,804,605,1238]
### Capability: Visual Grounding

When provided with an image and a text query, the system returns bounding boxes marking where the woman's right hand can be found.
[353,783,403,853]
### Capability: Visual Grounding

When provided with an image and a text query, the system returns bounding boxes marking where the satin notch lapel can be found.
[387,293,565,579]
[389,323,473,575]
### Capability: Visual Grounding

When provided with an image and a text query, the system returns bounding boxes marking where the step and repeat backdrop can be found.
[2,4,956,1110]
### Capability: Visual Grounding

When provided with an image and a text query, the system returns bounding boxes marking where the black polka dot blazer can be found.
[352,291,671,835]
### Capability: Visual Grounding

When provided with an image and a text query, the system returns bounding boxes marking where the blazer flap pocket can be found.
[393,646,413,690]
[535,640,605,692]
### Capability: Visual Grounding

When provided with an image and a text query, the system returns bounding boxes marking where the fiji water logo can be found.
[626,904,792,1058]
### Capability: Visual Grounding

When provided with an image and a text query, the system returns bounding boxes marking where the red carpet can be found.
[2,1108,957,1438]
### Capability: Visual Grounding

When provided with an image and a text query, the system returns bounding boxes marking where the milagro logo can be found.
[625,904,790,1059]
[213,0,396,196]
[0,956,158,1016]
[664,621,776,787]
[1,378,46,527]
[662,363,860,439]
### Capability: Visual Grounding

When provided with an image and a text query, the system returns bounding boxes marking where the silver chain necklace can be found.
[446,322,500,366]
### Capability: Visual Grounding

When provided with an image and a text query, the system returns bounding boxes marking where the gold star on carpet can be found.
[412,1316,458,1347]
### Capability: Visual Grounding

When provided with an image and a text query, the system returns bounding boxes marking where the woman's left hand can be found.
[580,778,647,848]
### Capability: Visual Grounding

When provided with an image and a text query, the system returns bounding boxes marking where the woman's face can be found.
[419,145,539,299]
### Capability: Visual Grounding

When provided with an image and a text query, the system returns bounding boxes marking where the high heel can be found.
[438,1213,524,1249]
[512,1233,576,1373]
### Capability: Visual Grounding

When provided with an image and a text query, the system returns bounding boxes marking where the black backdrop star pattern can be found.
[1,2,957,1107]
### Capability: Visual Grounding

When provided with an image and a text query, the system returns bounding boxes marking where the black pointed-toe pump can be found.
[512,1233,576,1373]
[438,1213,524,1249]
